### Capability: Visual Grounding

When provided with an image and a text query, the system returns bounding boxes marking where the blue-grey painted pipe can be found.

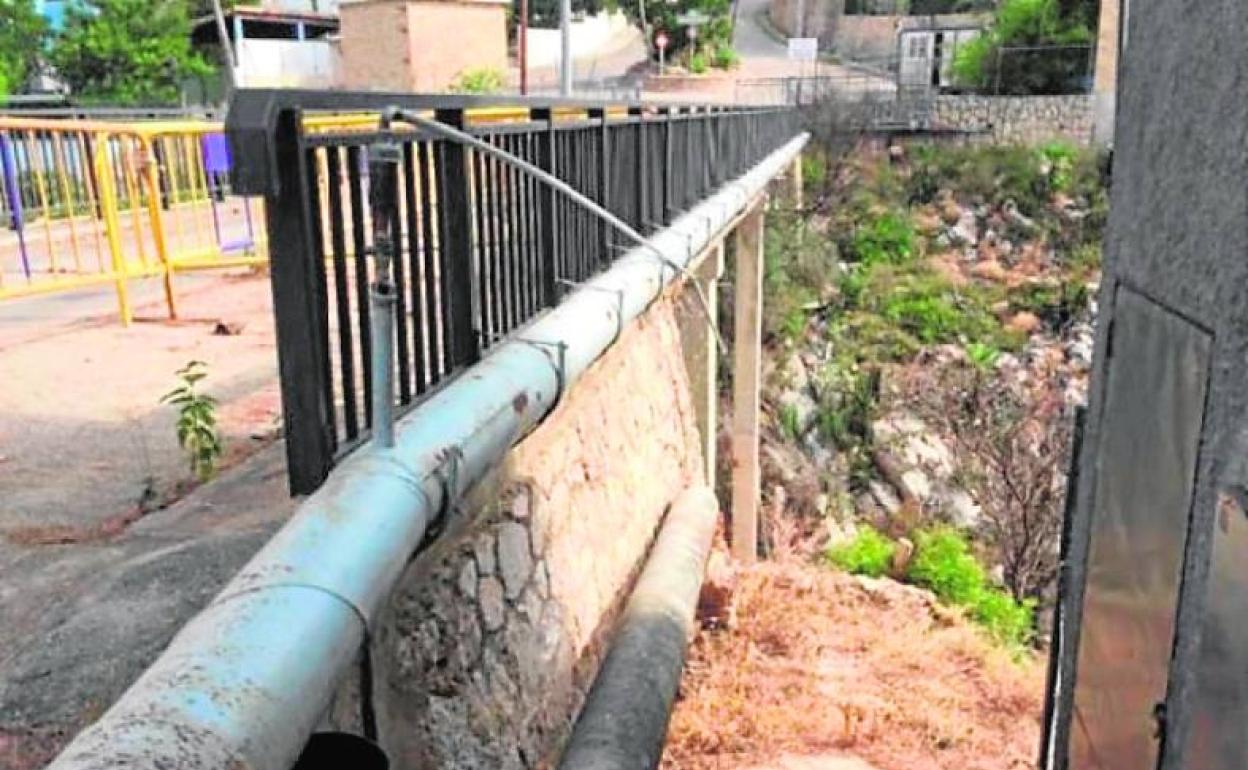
[557,486,719,770]
[44,132,808,770]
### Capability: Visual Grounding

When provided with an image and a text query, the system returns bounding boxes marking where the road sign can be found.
[675,10,710,27]
[787,37,818,62]
[655,31,669,50]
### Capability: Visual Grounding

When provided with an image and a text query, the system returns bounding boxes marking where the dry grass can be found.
[663,556,1045,770]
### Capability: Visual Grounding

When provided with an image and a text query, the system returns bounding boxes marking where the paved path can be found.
[0,271,280,536]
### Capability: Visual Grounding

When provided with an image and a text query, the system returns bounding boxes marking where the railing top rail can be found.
[225,88,787,197]
[0,115,226,137]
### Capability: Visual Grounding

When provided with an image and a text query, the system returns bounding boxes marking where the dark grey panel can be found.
[1070,287,1212,770]
[1185,489,1248,769]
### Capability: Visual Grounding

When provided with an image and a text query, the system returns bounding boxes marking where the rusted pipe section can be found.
[557,486,719,770]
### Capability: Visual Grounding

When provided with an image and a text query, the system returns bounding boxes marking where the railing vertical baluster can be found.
[402,142,428,395]
[660,107,673,225]
[346,146,373,426]
[628,107,645,234]
[531,107,557,306]
[265,109,335,495]
[434,107,480,369]
[592,108,609,268]
[326,147,358,441]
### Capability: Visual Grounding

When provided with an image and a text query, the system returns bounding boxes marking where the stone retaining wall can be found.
[933,95,1094,146]
[349,289,708,769]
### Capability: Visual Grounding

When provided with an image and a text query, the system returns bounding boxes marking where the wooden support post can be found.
[791,154,803,210]
[732,204,764,562]
[704,242,724,488]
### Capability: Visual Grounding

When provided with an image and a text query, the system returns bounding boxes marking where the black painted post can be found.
[628,106,646,232]
[531,107,558,305]
[590,107,609,266]
[434,108,480,369]
[264,108,334,495]
[660,106,673,225]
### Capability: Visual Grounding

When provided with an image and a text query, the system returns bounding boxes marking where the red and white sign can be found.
[655,31,669,50]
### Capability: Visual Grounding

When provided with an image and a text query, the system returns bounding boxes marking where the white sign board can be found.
[787,37,818,62]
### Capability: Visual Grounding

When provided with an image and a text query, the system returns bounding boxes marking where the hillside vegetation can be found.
[665,138,1107,770]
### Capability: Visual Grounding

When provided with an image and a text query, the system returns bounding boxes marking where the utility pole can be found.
[560,0,573,96]
[520,0,529,94]
[211,0,236,94]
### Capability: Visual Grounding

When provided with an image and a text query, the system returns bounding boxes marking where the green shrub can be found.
[908,145,1051,217]
[450,67,505,94]
[846,210,916,266]
[689,52,709,74]
[907,528,1035,647]
[711,43,740,70]
[907,528,987,605]
[762,208,838,340]
[972,588,1037,647]
[1039,141,1078,192]
[817,361,879,448]
[951,0,1093,95]
[779,403,802,441]
[801,154,827,191]
[828,527,896,577]
[965,341,1001,369]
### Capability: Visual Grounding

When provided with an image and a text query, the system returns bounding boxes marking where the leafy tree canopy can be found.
[952,0,1094,95]
[50,0,209,105]
[521,0,609,29]
[619,0,734,58]
[0,0,49,97]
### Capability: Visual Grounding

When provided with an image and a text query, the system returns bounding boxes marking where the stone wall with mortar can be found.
[933,95,1094,146]
[351,289,708,769]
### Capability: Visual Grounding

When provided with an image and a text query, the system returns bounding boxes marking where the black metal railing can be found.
[226,90,798,494]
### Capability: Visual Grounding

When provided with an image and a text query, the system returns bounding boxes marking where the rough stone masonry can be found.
[349,289,708,769]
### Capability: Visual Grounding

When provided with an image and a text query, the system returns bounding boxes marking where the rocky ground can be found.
[668,139,1109,769]
[662,551,1044,770]
[757,140,1106,608]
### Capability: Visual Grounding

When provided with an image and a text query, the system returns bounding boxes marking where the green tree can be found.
[952,0,1093,95]
[0,0,49,97]
[50,0,209,105]
[521,0,607,28]
[620,0,733,61]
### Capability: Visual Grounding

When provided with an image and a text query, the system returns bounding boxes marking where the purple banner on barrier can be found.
[0,134,31,278]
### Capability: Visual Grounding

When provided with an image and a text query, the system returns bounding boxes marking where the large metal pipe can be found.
[44,132,808,770]
[557,486,720,770]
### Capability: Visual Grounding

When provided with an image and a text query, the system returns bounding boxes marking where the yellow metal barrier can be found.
[0,105,630,323]
[0,117,266,324]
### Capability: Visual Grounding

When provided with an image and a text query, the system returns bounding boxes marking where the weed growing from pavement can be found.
[161,360,223,482]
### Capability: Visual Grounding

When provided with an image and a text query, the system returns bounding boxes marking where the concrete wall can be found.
[1055,1,1248,768]
[525,11,633,69]
[768,0,845,47]
[337,290,708,768]
[340,0,510,92]
[236,38,340,88]
[933,94,1094,145]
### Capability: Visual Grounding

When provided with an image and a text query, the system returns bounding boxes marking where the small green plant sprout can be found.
[965,341,1001,370]
[779,403,802,442]
[161,360,223,482]
[827,526,896,578]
